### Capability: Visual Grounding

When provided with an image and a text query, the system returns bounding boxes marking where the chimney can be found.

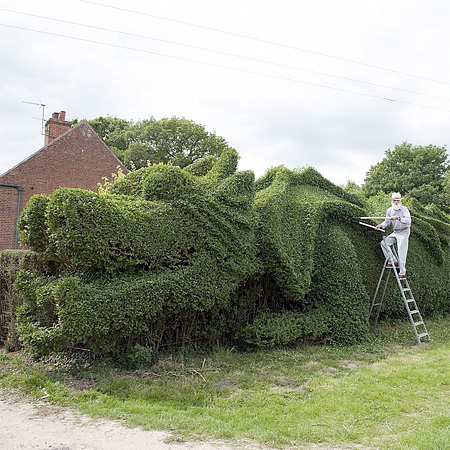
[44,110,71,145]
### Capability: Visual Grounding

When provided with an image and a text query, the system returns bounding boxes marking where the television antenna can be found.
[23,101,46,135]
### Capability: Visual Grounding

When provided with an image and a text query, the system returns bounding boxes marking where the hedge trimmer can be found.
[347,216,386,232]
[351,216,391,220]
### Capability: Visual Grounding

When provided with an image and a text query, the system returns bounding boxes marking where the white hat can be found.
[391,192,402,200]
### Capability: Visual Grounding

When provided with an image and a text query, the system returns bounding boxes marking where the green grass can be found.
[2,317,450,449]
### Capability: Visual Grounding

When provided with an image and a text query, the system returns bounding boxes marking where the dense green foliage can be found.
[14,149,260,357]
[444,171,450,199]
[82,115,234,170]
[364,142,449,210]
[243,167,372,345]
[0,250,42,351]
[3,148,450,359]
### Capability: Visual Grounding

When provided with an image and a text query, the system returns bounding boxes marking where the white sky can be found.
[1,0,449,185]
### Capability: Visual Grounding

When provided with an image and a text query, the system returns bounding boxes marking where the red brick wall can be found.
[0,186,22,249]
[0,121,127,250]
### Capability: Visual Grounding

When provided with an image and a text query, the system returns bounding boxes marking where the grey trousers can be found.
[380,228,410,275]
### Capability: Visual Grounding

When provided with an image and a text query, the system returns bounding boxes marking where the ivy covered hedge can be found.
[5,152,450,358]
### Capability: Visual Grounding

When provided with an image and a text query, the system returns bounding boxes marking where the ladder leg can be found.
[370,257,431,345]
[370,263,390,328]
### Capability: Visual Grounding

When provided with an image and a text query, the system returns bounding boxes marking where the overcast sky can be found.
[1,0,450,185]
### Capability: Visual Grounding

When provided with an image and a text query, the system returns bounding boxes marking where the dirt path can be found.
[0,391,265,450]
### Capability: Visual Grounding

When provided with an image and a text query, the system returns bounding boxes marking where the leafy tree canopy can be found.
[84,115,235,170]
[364,142,449,209]
[87,116,133,151]
[444,171,450,199]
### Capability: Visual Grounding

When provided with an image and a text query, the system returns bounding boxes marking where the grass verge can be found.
[1,317,450,449]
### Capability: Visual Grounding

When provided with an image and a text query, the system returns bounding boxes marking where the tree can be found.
[444,170,450,210]
[87,116,234,170]
[88,116,133,153]
[364,142,449,208]
[341,180,364,197]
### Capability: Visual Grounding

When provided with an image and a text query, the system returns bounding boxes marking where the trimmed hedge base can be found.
[1,154,449,359]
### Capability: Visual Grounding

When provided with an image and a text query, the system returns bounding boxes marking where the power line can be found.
[2,22,450,114]
[81,0,450,87]
[2,7,450,103]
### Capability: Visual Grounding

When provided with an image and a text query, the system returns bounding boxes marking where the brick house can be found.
[0,111,127,250]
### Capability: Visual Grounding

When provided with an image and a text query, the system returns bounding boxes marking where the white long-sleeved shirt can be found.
[381,205,411,231]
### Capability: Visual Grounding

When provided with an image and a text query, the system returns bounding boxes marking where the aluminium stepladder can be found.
[369,245,431,345]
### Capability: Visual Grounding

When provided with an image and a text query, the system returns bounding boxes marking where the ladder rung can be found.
[406,299,415,302]
[418,332,429,339]
[414,321,423,326]
[410,310,419,314]
[402,288,411,292]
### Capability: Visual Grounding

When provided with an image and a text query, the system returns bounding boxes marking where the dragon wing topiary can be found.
[244,166,371,344]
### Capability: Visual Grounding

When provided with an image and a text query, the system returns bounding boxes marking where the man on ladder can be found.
[375,192,411,279]
[350,198,430,344]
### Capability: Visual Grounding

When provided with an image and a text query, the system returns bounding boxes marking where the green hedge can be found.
[16,149,259,357]
[22,190,183,275]
[0,250,42,350]
[245,167,372,345]
[240,309,330,348]
[240,168,450,347]
[10,155,450,357]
